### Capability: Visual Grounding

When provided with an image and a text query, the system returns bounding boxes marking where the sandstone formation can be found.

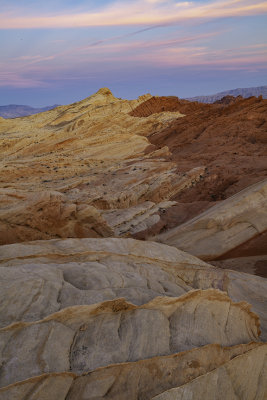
[0,343,261,400]
[1,89,266,260]
[1,237,266,340]
[0,88,208,245]
[128,94,267,269]
[0,88,266,399]
[156,179,267,260]
[0,189,114,244]
[210,255,267,278]
[0,236,266,395]
[141,95,267,203]
[0,238,193,327]
[153,344,267,400]
[0,289,260,387]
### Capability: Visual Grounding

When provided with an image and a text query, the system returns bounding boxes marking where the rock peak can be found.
[95,87,114,97]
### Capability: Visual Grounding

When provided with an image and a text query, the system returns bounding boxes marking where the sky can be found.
[0,0,267,106]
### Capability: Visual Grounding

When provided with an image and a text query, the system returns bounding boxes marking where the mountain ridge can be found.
[186,85,267,103]
[1,85,266,118]
[0,103,60,118]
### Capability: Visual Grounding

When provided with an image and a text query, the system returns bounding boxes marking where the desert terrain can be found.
[0,88,266,399]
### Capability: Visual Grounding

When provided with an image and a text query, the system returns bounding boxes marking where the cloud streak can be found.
[1,34,265,88]
[75,31,222,54]
[0,0,267,29]
[0,71,48,88]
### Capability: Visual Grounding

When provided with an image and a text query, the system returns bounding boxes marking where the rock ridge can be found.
[0,89,266,399]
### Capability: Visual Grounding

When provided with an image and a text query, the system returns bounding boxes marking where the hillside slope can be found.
[0,88,266,399]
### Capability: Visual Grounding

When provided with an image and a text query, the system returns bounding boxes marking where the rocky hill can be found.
[0,88,266,399]
[186,85,267,103]
[0,103,60,118]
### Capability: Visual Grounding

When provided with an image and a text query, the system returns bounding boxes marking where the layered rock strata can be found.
[142,95,267,202]
[1,89,266,265]
[0,89,266,399]
[0,289,260,387]
[0,343,262,400]
[153,344,267,400]
[0,237,266,395]
[0,89,209,245]
[1,238,266,340]
[156,179,267,260]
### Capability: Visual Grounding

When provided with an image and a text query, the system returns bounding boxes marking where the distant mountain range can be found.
[0,85,266,118]
[0,104,60,119]
[186,85,267,103]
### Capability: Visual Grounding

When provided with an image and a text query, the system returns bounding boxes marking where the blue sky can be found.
[0,0,266,106]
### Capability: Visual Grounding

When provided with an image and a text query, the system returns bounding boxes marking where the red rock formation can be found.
[129,95,212,117]
[130,95,267,203]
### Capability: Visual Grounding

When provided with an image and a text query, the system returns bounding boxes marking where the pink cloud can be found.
[0,72,48,88]
[3,33,265,82]
[0,0,266,29]
[75,31,222,55]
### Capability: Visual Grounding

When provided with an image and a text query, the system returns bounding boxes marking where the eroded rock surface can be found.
[144,95,267,203]
[153,344,267,400]
[0,90,266,399]
[0,343,261,400]
[0,238,193,327]
[0,289,260,387]
[0,89,192,244]
[211,255,267,278]
[156,179,267,260]
[1,238,266,340]
[1,90,266,263]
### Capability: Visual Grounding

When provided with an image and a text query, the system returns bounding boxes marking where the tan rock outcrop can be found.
[156,179,267,260]
[0,189,113,244]
[175,267,267,342]
[102,201,177,236]
[1,91,266,251]
[0,89,203,245]
[0,237,210,268]
[0,343,261,400]
[1,237,266,340]
[0,90,266,398]
[0,238,193,327]
[0,289,260,387]
[153,343,267,400]
[0,373,74,400]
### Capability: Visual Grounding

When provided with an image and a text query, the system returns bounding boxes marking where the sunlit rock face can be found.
[0,89,266,399]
